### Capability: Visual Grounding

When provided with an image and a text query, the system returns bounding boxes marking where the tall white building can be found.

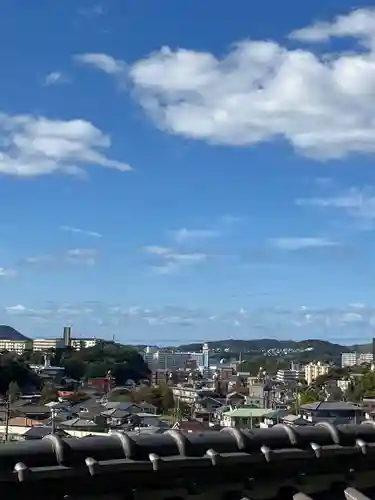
[143,343,209,371]
[341,352,373,367]
[304,362,330,385]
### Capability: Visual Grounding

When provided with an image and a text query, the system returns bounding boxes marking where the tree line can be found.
[0,342,151,397]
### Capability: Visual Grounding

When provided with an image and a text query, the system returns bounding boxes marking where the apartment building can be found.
[341,351,373,367]
[304,362,330,385]
[143,343,210,371]
[276,369,303,384]
[33,337,99,352]
[0,338,32,354]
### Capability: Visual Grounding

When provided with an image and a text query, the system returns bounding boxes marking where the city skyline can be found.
[0,1,375,344]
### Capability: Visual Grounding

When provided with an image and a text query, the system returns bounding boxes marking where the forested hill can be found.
[177,339,368,361]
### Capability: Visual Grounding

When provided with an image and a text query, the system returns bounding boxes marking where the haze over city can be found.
[0,1,375,344]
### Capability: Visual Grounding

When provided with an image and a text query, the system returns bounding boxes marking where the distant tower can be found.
[63,326,72,347]
[202,343,209,368]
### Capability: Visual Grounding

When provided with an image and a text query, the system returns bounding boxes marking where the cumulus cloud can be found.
[289,8,375,45]
[269,237,338,250]
[0,114,131,176]
[3,301,375,343]
[83,8,375,160]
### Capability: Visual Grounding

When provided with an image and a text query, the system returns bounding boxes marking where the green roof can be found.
[222,408,275,418]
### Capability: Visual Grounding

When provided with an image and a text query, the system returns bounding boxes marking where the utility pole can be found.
[4,399,10,442]
[51,408,56,434]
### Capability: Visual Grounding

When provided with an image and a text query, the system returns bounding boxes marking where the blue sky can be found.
[1,0,375,345]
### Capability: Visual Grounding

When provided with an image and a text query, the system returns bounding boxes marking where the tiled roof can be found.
[2,423,375,499]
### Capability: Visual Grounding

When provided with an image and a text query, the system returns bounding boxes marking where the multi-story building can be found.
[33,338,61,351]
[275,369,303,384]
[71,338,99,350]
[304,361,330,385]
[341,352,373,367]
[0,338,32,354]
[33,337,99,352]
[143,343,210,371]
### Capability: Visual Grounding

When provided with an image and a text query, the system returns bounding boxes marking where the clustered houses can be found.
[0,395,161,441]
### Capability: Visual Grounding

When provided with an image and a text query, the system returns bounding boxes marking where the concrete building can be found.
[33,338,61,351]
[341,352,373,367]
[0,338,32,354]
[276,369,302,384]
[63,326,72,347]
[143,343,209,371]
[33,337,99,352]
[304,362,330,385]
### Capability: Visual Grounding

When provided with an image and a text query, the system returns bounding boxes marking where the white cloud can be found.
[143,245,207,274]
[78,4,105,17]
[88,8,375,160]
[269,237,338,250]
[0,114,131,176]
[171,228,220,243]
[66,248,97,265]
[60,225,102,238]
[289,8,375,45]
[44,72,68,86]
[5,304,30,314]
[297,188,375,221]
[142,246,172,255]
[74,53,126,75]
[0,267,17,277]
[24,248,98,267]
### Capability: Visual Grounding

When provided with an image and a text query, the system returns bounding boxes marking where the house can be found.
[195,396,223,412]
[172,419,208,433]
[7,417,43,427]
[101,408,131,426]
[12,405,52,421]
[172,386,221,405]
[261,409,290,427]
[137,401,158,414]
[23,426,69,440]
[226,391,246,406]
[221,408,276,428]
[59,417,104,432]
[299,401,365,424]
[105,402,140,413]
[280,414,314,427]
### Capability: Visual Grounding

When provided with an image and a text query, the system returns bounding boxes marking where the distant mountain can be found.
[0,325,30,341]
[178,339,369,362]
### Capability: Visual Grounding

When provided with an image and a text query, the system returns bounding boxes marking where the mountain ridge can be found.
[176,339,371,361]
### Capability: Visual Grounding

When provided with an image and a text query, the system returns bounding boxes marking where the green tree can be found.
[298,390,321,406]
[40,382,59,404]
[7,380,20,402]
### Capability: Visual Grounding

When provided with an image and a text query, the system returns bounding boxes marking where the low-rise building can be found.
[299,401,365,424]
[221,407,275,428]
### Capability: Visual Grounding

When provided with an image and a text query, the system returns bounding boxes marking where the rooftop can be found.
[222,408,275,418]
